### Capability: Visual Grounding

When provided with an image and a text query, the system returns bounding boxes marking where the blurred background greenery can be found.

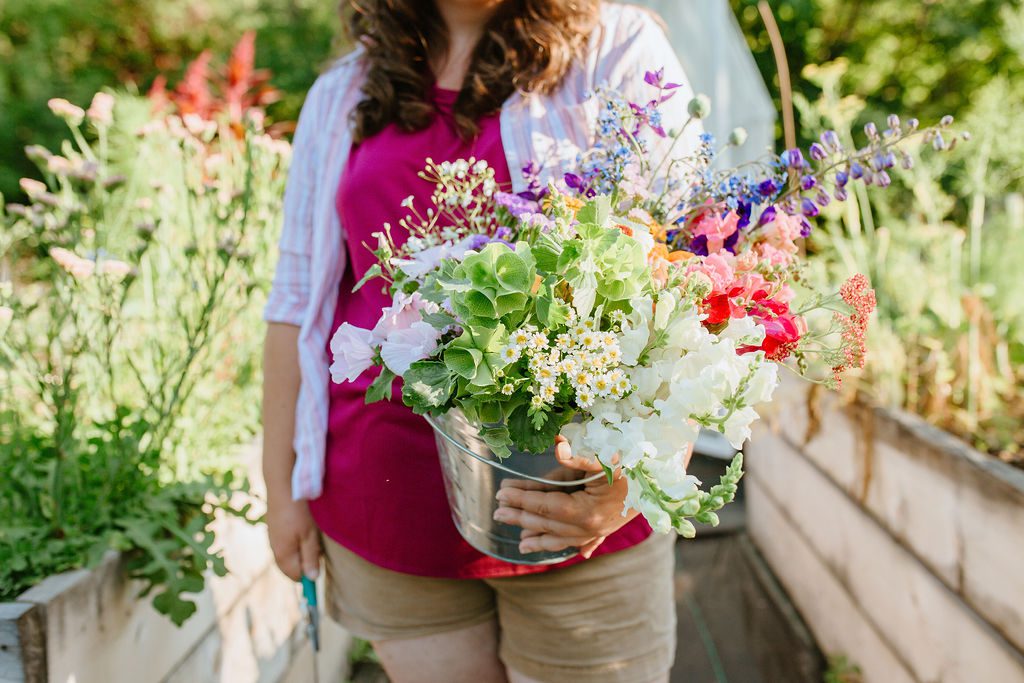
[0,0,343,200]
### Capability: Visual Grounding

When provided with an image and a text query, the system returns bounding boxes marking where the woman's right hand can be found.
[266,494,322,581]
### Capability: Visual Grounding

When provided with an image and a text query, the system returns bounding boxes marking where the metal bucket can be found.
[425,410,605,565]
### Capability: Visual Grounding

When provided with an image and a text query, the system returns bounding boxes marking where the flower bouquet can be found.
[329,69,961,550]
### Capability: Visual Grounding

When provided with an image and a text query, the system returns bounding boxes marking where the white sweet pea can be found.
[329,323,376,383]
[654,290,677,330]
[720,316,766,346]
[380,321,441,375]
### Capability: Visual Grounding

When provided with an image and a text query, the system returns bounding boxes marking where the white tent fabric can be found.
[627,0,777,167]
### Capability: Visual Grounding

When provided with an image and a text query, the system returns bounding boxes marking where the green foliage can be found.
[0,88,283,617]
[441,242,537,329]
[401,361,454,414]
[0,0,342,200]
[730,0,1024,155]
[799,64,1023,463]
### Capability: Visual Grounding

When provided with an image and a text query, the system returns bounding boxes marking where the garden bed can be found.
[0,445,351,683]
[746,376,1024,682]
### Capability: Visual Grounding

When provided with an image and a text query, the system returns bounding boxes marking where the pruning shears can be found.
[300,575,321,683]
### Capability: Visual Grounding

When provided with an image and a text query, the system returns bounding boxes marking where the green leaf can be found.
[445,345,482,380]
[479,425,512,459]
[421,310,457,328]
[352,263,383,293]
[494,251,532,292]
[576,195,611,226]
[508,404,566,454]
[365,367,396,403]
[402,361,454,414]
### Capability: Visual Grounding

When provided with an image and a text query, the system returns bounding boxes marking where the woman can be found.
[263,2,700,681]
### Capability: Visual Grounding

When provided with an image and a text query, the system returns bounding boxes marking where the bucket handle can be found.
[424,414,606,487]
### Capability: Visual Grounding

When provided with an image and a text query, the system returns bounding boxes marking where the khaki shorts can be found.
[322,533,677,683]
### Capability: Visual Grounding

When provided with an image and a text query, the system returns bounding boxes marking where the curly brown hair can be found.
[345,0,601,143]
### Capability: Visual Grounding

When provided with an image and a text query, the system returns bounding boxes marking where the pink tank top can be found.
[310,86,652,578]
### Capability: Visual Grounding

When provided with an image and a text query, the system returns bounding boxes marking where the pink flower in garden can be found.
[380,321,441,375]
[329,323,376,383]
[19,178,47,198]
[98,260,133,279]
[47,98,85,125]
[49,248,95,279]
[691,210,739,253]
[86,93,115,126]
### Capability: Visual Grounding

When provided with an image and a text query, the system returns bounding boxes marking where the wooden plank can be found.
[748,429,1024,681]
[0,602,45,683]
[746,474,917,683]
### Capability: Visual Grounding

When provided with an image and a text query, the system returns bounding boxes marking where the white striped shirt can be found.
[264,2,702,500]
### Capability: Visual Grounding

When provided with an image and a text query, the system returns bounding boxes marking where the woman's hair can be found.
[345,0,601,143]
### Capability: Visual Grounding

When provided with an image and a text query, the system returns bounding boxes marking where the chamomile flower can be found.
[530,333,549,351]
[531,395,545,408]
[512,329,531,347]
[576,389,594,407]
[501,383,514,395]
[501,345,521,363]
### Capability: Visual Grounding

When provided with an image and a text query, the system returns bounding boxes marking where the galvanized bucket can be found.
[425,410,605,565]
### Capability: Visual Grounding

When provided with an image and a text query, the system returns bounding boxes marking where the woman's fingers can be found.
[579,536,607,559]
[495,487,584,525]
[519,533,594,554]
[493,505,589,537]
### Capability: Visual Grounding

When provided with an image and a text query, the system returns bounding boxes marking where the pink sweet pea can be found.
[380,321,441,375]
[371,292,433,343]
[329,323,376,383]
[692,210,739,253]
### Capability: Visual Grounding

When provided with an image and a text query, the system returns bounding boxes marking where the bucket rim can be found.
[424,412,606,487]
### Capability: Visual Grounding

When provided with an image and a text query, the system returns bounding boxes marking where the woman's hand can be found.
[493,436,637,559]
[266,494,322,582]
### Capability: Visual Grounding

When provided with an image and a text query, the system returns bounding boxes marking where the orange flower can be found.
[648,244,669,260]
[616,224,634,237]
[667,250,695,263]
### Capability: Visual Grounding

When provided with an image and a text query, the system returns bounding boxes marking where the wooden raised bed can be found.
[746,377,1024,682]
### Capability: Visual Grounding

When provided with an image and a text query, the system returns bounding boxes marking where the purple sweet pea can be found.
[809,142,828,161]
[688,234,709,256]
[799,217,813,238]
[563,173,586,191]
[800,197,819,217]
[780,148,806,169]
[757,205,777,226]
[757,178,780,198]
[800,175,817,191]
[644,68,682,91]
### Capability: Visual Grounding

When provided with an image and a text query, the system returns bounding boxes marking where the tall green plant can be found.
[0,91,290,622]
[797,61,1023,463]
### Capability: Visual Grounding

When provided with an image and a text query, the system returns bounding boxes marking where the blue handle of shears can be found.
[301,575,318,608]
